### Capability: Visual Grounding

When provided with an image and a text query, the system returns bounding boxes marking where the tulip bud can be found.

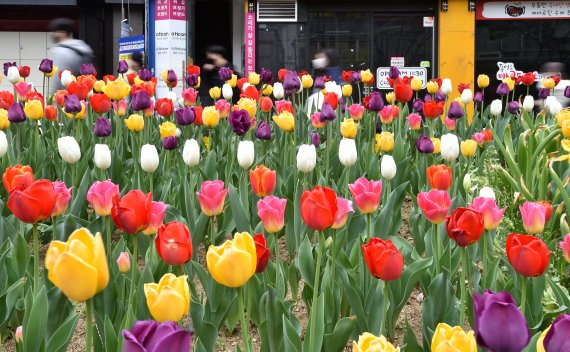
[237,140,255,169]
[57,136,81,164]
[273,82,284,99]
[7,66,20,84]
[461,88,473,104]
[441,78,452,95]
[561,214,569,235]
[463,173,472,192]
[325,236,333,249]
[550,100,562,115]
[15,326,23,343]
[183,139,200,167]
[117,251,131,273]
[60,70,73,87]
[0,130,7,158]
[523,95,534,112]
[440,133,459,162]
[479,186,496,200]
[222,83,233,100]
[490,99,502,116]
[141,144,159,173]
[94,144,111,170]
[339,138,357,167]
[297,144,316,173]
[380,155,396,180]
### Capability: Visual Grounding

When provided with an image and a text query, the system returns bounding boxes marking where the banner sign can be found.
[477,1,570,20]
[154,0,187,98]
[245,0,256,76]
[496,61,545,80]
[118,35,145,61]
[376,67,427,90]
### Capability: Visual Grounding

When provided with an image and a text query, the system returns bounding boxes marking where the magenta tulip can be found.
[520,201,546,234]
[143,201,168,235]
[560,233,570,263]
[196,180,229,217]
[51,181,72,217]
[86,180,120,216]
[470,197,506,230]
[257,196,286,233]
[348,178,382,214]
[417,190,451,224]
[331,197,354,229]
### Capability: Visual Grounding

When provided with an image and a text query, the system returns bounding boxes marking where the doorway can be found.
[194,0,233,67]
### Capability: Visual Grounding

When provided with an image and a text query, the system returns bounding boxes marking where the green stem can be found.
[325,123,332,184]
[33,224,39,297]
[331,229,337,285]
[367,213,372,242]
[482,230,488,285]
[105,216,112,260]
[210,216,215,246]
[129,234,138,306]
[460,247,467,328]
[433,223,440,275]
[52,216,57,242]
[380,281,389,337]
[237,286,252,352]
[274,233,280,291]
[309,231,325,345]
[520,276,527,317]
[149,172,154,195]
[85,298,93,352]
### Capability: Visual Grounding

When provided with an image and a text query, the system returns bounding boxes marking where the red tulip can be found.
[111,190,152,234]
[66,81,90,100]
[349,177,382,214]
[253,233,270,273]
[250,165,276,197]
[519,72,535,86]
[275,100,293,114]
[259,97,273,113]
[3,165,34,194]
[323,92,338,110]
[536,200,553,222]
[45,105,58,121]
[278,69,288,82]
[90,93,111,114]
[395,83,413,103]
[196,180,228,217]
[506,233,550,277]
[341,70,353,83]
[155,221,192,266]
[446,207,484,247]
[18,65,30,78]
[7,179,57,223]
[457,82,470,93]
[242,86,259,101]
[362,238,403,281]
[426,164,452,191]
[300,186,338,231]
[0,91,14,110]
[423,100,445,119]
[156,98,173,117]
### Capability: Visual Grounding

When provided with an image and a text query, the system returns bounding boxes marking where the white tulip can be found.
[479,186,496,200]
[338,138,357,167]
[297,144,316,173]
[380,155,396,180]
[177,98,185,108]
[183,139,200,167]
[550,100,562,115]
[93,144,111,170]
[60,70,73,87]
[242,82,251,92]
[237,140,255,169]
[140,144,159,173]
[175,128,182,137]
[7,66,20,85]
[523,95,534,112]
[324,81,342,99]
[544,96,557,108]
[460,89,473,104]
[463,173,472,193]
[441,78,452,95]
[222,83,233,100]
[273,82,284,99]
[167,90,177,104]
[440,133,460,162]
[57,136,81,164]
[490,99,502,116]
[0,131,7,158]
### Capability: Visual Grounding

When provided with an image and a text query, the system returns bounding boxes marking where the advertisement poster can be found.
[118,35,145,61]
[245,1,256,76]
[477,1,570,20]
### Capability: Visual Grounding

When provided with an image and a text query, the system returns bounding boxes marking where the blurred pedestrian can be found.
[312,48,342,84]
[200,45,239,106]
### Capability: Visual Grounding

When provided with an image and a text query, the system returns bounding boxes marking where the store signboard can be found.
[118,35,145,61]
[376,67,427,90]
[154,0,186,98]
[477,1,570,20]
[496,61,544,81]
[390,57,405,68]
[423,16,434,27]
[245,0,256,75]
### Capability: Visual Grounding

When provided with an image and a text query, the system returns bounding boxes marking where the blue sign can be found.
[118,35,145,56]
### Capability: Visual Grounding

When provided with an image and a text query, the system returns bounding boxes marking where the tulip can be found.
[130,90,151,112]
[463,174,472,192]
[301,186,338,231]
[341,84,352,97]
[431,323,476,352]
[542,314,570,351]
[426,81,439,94]
[550,100,563,115]
[538,88,550,99]
[470,197,506,230]
[297,144,316,173]
[439,133,459,162]
[365,92,384,112]
[103,79,130,101]
[0,109,9,129]
[182,139,200,168]
[257,196,286,234]
[45,228,109,302]
[426,164,452,191]
[441,78,452,95]
[459,89,473,105]
[352,332,399,352]
[472,132,485,146]
[237,140,255,169]
[112,190,152,234]
[90,144,111,171]
[340,118,358,138]
[446,207,484,247]
[416,133,434,153]
[522,95,534,112]
[252,233,270,273]
[144,273,190,322]
[7,66,20,84]
[8,102,25,123]
[207,232,257,287]
[395,82,412,103]
[87,180,119,216]
[348,104,365,120]
[164,136,179,151]
[560,234,570,263]
[8,179,55,225]
[478,186,496,200]
[158,121,176,140]
[228,109,252,136]
[0,130,7,158]
[490,99,502,116]
[22,100,43,120]
[122,320,191,352]
[506,233,550,277]
[407,113,422,130]
[380,155,397,181]
[460,139,477,158]
[15,325,22,343]
[417,190,450,224]
[520,201,546,234]
[50,181,72,217]
[473,290,530,352]
[272,82,284,99]
[422,100,445,120]
[379,105,398,125]
[447,101,464,119]
[140,144,159,173]
[360,69,373,84]
[256,120,271,140]
[496,82,509,96]
[93,117,112,137]
[349,178,382,214]
[142,201,168,236]
[197,180,228,217]
[362,238,403,281]
[3,164,33,194]
[39,59,53,73]
[311,132,320,147]
[117,252,131,273]
[250,165,276,197]
[508,101,520,114]
[57,136,81,164]
[155,221,192,266]
[202,106,220,128]
[339,138,358,167]
[319,103,336,122]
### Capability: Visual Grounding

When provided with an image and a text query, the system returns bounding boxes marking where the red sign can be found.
[155,0,186,21]
[245,0,256,75]
[477,1,570,20]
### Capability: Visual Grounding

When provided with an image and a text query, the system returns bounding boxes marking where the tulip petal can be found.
[52,252,98,302]
[148,286,187,322]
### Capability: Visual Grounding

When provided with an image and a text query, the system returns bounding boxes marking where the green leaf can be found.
[323,316,356,352]
[296,236,315,288]
[45,313,79,352]
[303,293,325,352]
[103,315,119,352]
[23,286,48,352]
[403,319,422,352]
[11,232,29,278]
[228,185,250,233]
[282,315,302,352]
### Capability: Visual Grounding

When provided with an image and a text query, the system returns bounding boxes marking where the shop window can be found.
[257,23,307,73]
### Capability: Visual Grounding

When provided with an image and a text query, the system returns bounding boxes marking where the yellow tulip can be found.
[427,81,439,94]
[206,232,256,287]
[248,72,260,86]
[24,100,44,120]
[202,106,220,128]
[144,273,190,322]
[353,332,400,352]
[203,135,210,151]
[93,80,106,93]
[503,77,515,91]
[45,228,109,302]
[431,137,441,154]
[431,323,477,352]
[340,118,358,139]
[160,70,169,83]
[461,139,477,158]
[342,84,353,97]
[556,110,570,128]
[237,98,257,118]
[562,119,570,138]
[477,74,489,88]
[411,77,423,91]
[536,326,550,352]
[65,101,86,119]
[228,74,237,88]
[361,69,373,83]
[272,110,295,132]
[261,84,273,96]
[134,75,144,85]
[562,139,570,152]
[159,121,177,139]
[103,79,130,101]
[209,87,221,100]
[302,75,313,89]
[0,109,10,130]
[385,92,395,104]
[124,114,144,132]
[45,66,58,78]
[375,132,394,153]
[543,77,555,90]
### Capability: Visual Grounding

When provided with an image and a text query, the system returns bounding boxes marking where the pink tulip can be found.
[14,82,32,100]
[51,181,72,217]
[215,99,230,118]
[444,116,456,131]
[197,180,229,217]
[349,177,382,214]
[348,104,364,120]
[143,201,168,235]
[379,105,398,124]
[417,190,450,224]
[15,326,22,343]
[520,201,546,234]
[470,197,506,230]
[472,132,486,146]
[182,88,198,106]
[407,113,422,130]
[311,112,326,128]
[331,197,354,229]
[143,99,155,118]
[257,196,286,233]
[86,180,120,216]
[117,251,131,273]
[560,234,570,263]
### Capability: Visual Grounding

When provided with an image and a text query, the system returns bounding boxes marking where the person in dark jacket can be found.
[199,45,239,106]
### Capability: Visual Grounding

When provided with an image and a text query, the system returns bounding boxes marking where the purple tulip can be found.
[415,133,434,153]
[314,76,326,89]
[228,109,251,136]
[474,290,530,352]
[138,69,153,81]
[435,90,446,102]
[565,85,570,99]
[388,66,400,80]
[538,88,550,99]
[93,117,112,137]
[218,67,233,81]
[39,59,53,73]
[424,93,432,102]
[412,98,424,112]
[64,94,82,114]
[163,136,179,150]
[543,314,570,351]
[8,102,25,123]
[350,71,361,84]
[117,60,129,74]
[447,101,464,119]
[319,103,336,122]
[340,97,346,113]
[131,90,151,111]
[166,69,177,83]
[256,120,272,140]
[311,132,320,148]
[175,107,195,126]
[80,64,96,76]
[474,91,483,104]
[367,92,384,112]
[3,62,16,76]
[186,74,199,87]
[508,101,520,114]
[283,71,300,94]
[260,68,272,84]
[496,83,510,96]
[122,320,191,352]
